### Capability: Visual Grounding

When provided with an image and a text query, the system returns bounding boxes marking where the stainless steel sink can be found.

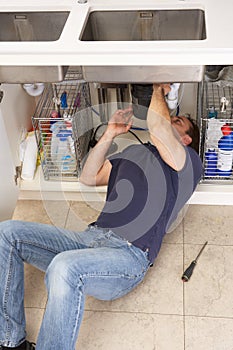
[0,11,70,82]
[81,9,206,83]
[0,66,69,83]
[81,9,206,41]
[0,11,70,41]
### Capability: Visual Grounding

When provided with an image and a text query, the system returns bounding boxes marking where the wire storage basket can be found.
[32,69,93,181]
[200,82,233,183]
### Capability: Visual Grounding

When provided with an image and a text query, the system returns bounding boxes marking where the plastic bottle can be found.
[205,149,218,177]
[50,121,76,173]
[21,132,38,180]
[55,130,76,172]
[208,106,218,119]
[217,132,233,176]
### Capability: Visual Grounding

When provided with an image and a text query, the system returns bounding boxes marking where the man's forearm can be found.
[147,84,186,171]
[147,85,171,141]
[79,131,113,186]
[80,107,133,186]
[148,85,171,125]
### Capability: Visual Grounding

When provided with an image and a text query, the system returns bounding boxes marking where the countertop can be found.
[0,0,233,66]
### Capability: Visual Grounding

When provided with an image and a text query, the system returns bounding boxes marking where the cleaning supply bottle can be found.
[208,106,218,119]
[50,121,76,173]
[56,130,76,172]
[205,148,218,177]
[217,132,233,176]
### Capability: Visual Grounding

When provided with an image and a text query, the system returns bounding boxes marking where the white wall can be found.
[178,83,198,120]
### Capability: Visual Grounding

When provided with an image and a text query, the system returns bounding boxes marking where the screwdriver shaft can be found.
[195,241,208,262]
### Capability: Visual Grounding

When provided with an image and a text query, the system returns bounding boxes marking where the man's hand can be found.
[106,107,133,138]
[153,83,171,97]
[79,107,133,187]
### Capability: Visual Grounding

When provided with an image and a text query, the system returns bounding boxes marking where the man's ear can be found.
[180,134,192,146]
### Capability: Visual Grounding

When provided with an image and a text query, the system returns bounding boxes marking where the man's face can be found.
[171,116,191,137]
[171,115,193,147]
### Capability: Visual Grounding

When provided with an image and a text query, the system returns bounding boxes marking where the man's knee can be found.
[0,220,21,242]
[45,252,83,297]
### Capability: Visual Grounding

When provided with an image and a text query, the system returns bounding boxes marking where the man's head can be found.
[171,115,200,153]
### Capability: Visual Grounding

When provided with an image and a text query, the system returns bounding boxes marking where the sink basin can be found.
[0,11,70,41]
[81,9,206,41]
[81,9,206,83]
[0,12,70,82]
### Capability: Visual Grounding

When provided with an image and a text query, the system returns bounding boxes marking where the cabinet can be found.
[1,76,233,222]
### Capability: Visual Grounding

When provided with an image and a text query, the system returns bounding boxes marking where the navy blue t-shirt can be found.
[95,142,202,264]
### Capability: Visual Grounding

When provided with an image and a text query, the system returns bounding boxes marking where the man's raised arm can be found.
[147,84,186,171]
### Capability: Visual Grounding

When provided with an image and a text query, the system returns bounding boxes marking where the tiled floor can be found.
[12,200,233,350]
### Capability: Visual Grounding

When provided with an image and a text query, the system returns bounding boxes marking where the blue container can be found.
[217,133,233,176]
[208,106,218,119]
[205,149,218,176]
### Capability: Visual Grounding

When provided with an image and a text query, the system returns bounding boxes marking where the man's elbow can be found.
[79,174,96,186]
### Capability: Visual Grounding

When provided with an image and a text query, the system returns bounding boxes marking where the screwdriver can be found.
[182,241,208,282]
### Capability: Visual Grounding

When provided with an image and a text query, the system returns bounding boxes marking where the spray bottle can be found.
[205,148,218,177]
[217,128,233,177]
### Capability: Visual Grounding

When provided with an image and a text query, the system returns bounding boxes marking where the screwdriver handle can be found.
[182,260,197,282]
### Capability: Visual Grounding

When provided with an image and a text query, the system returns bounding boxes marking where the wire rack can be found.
[200,82,233,183]
[32,69,93,181]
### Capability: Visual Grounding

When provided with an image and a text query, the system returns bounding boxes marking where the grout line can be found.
[25,306,46,310]
[83,309,233,321]
[184,314,233,320]
[182,219,186,350]
[84,309,184,317]
[64,202,71,228]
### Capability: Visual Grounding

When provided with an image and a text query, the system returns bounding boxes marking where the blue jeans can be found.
[0,220,150,350]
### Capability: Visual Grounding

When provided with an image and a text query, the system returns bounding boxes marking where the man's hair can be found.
[184,114,200,154]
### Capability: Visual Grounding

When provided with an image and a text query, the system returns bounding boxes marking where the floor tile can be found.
[70,201,103,222]
[13,199,71,228]
[65,200,104,230]
[185,316,233,350]
[163,221,183,244]
[25,308,44,344]
[12,200,52,224]
[76,311,184,350]
[86,242,184,315]
[24,264,47,308]
[164,204,187,244]
[184,244,233,318]
[39,200,70,227]
[184,205,233,245]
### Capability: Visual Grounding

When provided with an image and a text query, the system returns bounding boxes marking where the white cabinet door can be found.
[0,111,19,221]
[0,84,36,221]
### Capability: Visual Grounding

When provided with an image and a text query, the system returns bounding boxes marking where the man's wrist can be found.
[102,129,116,142]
